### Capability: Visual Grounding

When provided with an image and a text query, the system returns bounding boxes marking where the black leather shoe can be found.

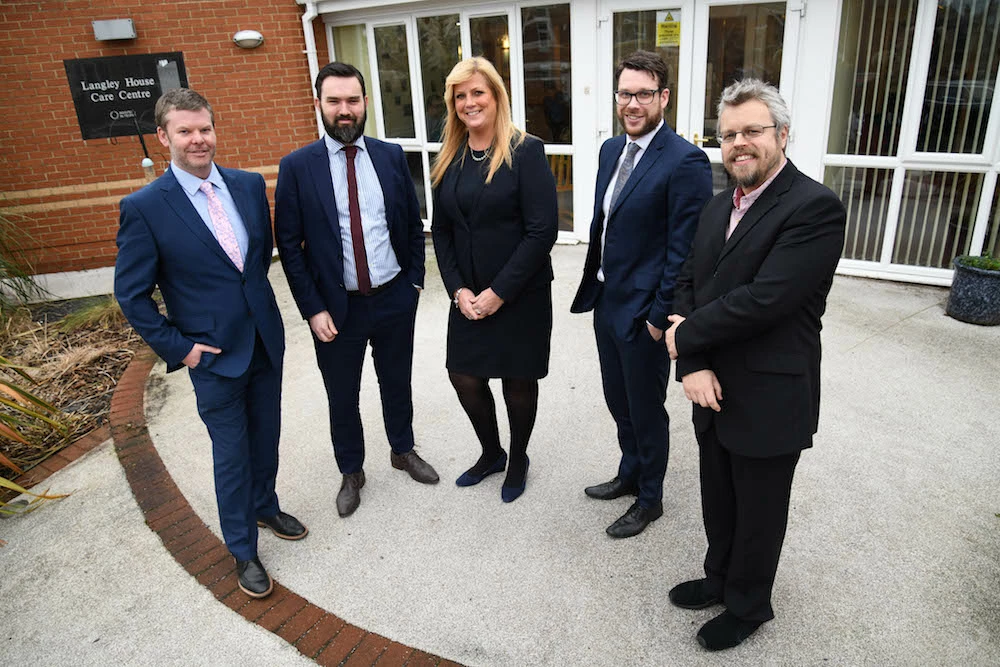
[669,579,721,609]
[337,471,365,517]
[584,476,639,500]
[606,500,663,538]
[256,511,308,540]
[697,610,764,651]
[236,557,273,598]
[391,449,440,484]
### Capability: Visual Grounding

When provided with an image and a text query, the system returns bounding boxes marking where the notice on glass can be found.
[656,11,681,47]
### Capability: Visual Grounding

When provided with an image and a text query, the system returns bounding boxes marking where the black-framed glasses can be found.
[718,124,777,144]
[614,89,662,105]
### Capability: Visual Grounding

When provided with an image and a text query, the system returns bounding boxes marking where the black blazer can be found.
[431,135,558,302]
[673,160,847,457]
[274,137,425,328]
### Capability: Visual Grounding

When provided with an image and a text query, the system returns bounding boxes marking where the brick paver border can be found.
[108,347,460,667]
[0,424,111,504]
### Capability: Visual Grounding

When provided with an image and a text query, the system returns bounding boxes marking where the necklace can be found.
[469,146,490,162]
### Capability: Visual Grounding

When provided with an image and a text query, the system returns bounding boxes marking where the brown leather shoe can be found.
[390,449,440,484]
[337,471,365,517]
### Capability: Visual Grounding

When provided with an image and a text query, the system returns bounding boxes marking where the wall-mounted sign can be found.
[63,53,188,140]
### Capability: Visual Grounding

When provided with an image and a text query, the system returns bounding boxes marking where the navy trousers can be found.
[188,335,281,561]
[314,278,419,474]
[698,424,800,622]
[593,293,671,508]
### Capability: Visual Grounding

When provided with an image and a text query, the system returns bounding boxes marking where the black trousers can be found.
[698,424,800,622]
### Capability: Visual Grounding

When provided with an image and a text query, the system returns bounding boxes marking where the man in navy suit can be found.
[275,62,437,519]
[115,88,306,600]
[571,51,712,538]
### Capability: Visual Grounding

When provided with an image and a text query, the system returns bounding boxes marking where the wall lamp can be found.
[233,30,264,49]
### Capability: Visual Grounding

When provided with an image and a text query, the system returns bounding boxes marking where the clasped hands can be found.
[663,313,724,413]
[456,287,504,321]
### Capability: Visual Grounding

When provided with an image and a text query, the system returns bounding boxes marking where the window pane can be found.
[704,3,785,148]
[827,0,918,156]
[333,25,377,138]
[893,171,984,268]
[470,16,512,96]
[417,15,461,142]
[824,167,894,262]
[612,9,681,133]
[984,183,1000,259]
[710,163,737,196]
[917,0,999,154]
[547,153,574,232]
[405,152,427,219]
[374,24,415,138]
[523,4,572,143]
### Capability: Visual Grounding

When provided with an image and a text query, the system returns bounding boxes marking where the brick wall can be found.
[0,0,319,275]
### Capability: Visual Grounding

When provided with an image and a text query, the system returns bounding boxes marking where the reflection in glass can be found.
[333,25,377,137]
[418,15,461,142]
[470,16,512,96]
[547,153,574,232]
[404,152,427,219]
[827,0,918,156]
[824,167,893,262]
[374,25,415,138]
[522,5,572,143]
[704,3,785,148]
[893,171,983,268]
[985,184,1000,259]
[917,0,999,154]
[613,9,681,133]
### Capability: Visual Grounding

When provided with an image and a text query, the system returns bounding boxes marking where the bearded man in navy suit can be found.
[571,51,713,539]
[115,88,306,600]
[275,63,438,520]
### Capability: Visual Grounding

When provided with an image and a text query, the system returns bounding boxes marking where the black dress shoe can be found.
[390,449,440,484]
[606,500,663,538]
[257,511,308,540]
[584,476,639,500]
[669,579,722,609]
[236,557,273,598]
[697,610,764,651]
[337,471,365,517]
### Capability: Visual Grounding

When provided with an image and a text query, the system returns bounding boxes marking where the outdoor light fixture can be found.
[233,30,264,49]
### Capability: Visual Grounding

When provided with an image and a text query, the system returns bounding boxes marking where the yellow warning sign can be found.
[657,21,680,47]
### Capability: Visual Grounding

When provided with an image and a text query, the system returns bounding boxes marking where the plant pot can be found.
[946,258,1000,325]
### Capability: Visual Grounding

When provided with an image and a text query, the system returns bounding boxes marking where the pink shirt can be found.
[726,158,787,240]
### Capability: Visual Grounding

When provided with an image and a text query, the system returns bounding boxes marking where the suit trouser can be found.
[314,277,419,474]
[698,424,800,622]
[593,294,671,507]
[188,335,281,561]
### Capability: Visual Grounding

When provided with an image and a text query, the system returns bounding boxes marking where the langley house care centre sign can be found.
[64,53,188,140]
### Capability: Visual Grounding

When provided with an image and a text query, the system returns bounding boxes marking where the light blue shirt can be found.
[324,134,401,290]
[171,162,249,259]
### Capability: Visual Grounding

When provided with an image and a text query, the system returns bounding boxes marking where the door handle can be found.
[692,133,714,145]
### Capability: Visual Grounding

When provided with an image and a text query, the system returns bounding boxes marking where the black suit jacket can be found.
[571,123,712,340]
[273,137,425,328]
[673,160,847,457]
[431,135,558,302]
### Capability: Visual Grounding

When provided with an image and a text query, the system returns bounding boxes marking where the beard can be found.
[618,109,661,139]
[725,149,781,190]
[323,109,366,144]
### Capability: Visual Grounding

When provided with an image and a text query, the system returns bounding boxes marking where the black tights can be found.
[448,372,538,486]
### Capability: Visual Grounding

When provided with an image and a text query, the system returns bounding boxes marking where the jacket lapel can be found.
[307,139,343,243]
[716,160,798,265]
[159,167,237,269]
[610,125,669,218]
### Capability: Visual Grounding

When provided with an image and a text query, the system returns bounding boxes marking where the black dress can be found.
[431,136,559,379]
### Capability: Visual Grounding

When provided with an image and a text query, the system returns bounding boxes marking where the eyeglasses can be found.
[718,124,777,144]
[614,89,662,105]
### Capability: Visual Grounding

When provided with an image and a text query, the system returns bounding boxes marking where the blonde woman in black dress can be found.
[430,57,558,502]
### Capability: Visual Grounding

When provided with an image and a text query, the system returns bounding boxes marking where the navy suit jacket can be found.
[571,124,712,340]
[672,160,847,457]
[114,165,285,377]
[273,137,425,328]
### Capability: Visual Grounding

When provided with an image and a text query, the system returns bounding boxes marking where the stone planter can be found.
[946,257,1000,326]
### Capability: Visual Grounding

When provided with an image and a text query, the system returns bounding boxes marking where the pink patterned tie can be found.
[199,181,244,271]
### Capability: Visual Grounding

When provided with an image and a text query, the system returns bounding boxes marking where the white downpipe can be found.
[300,0,323,137]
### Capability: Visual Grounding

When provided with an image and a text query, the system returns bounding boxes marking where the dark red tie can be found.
[342,145,371,294]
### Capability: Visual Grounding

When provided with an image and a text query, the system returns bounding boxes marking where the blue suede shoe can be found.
[456,452,507,487]
[501,456,529,503]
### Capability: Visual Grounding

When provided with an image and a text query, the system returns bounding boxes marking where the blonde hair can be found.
[430,57,524,187]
